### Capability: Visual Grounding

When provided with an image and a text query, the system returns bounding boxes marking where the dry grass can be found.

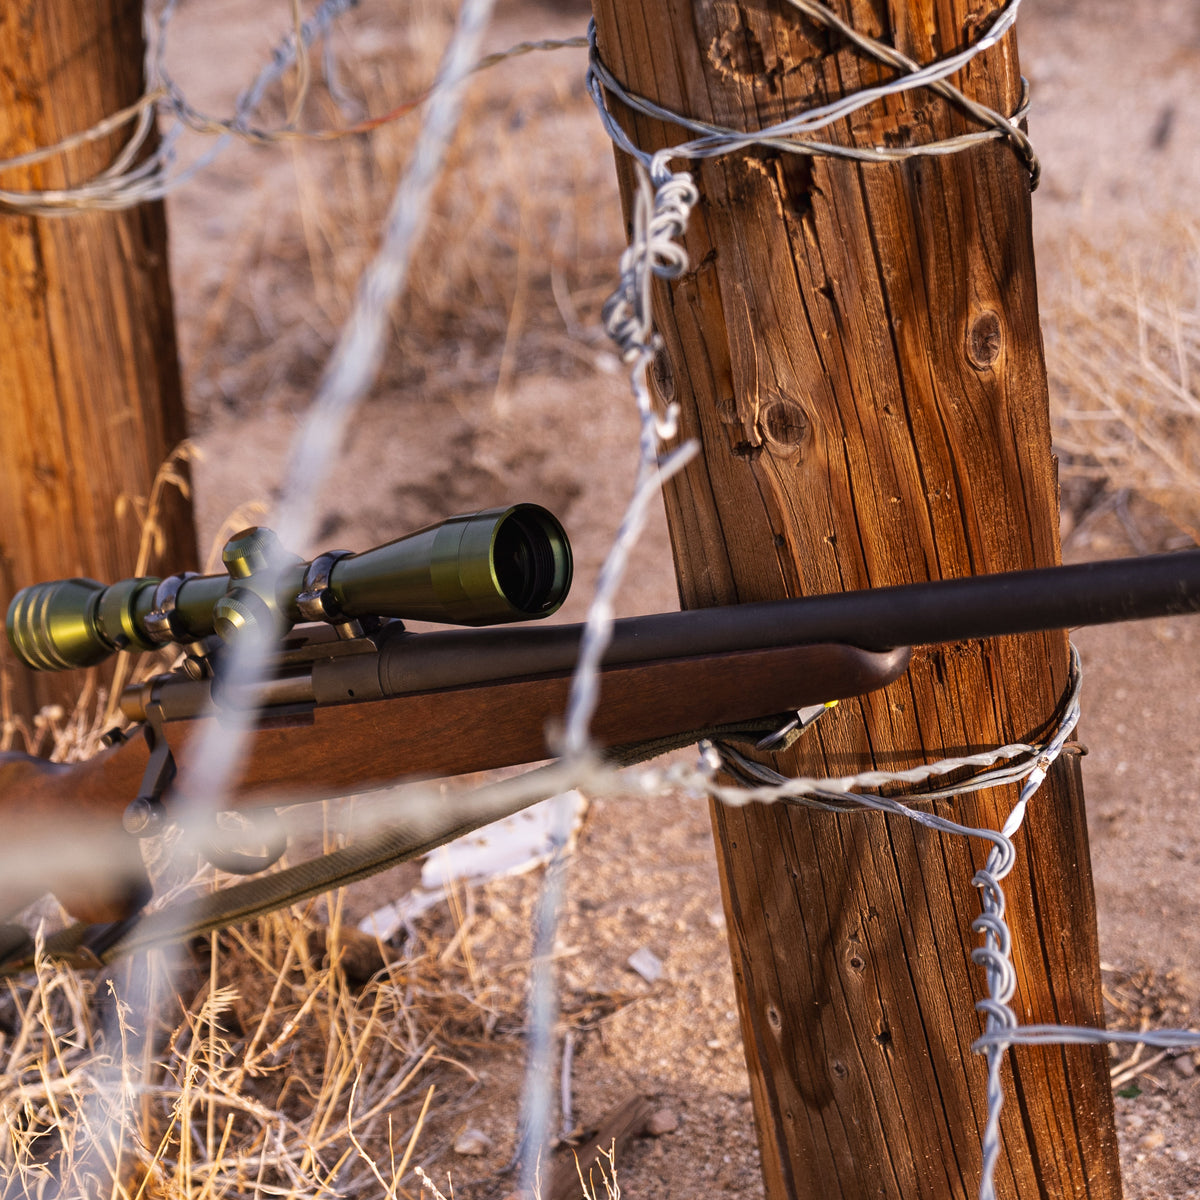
[1044,225,1200,546]
[181,2,621,433]
[0,890,525,1199]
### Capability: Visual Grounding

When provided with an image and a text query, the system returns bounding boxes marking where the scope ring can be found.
[297,550,352,623]
[144,572,199,644]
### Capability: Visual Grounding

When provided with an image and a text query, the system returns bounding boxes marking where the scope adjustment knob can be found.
[212,588,275,643]
[222,527,285,581]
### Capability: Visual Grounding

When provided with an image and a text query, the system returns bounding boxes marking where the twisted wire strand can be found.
[695,645,1198,1199]
[969,663,1081,1200]
[0,0,357,215]
[977,1026,1200,1049]
[586,0,1038,189]
[530,148,699,1195]
[0,0,586,217]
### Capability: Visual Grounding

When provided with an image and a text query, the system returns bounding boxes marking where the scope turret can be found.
[6,504,572,672]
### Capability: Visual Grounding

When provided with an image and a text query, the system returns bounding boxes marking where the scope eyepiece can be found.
[6,504,573,671]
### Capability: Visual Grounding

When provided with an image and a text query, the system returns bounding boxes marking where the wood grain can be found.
[547,1095,653,1200]
[0,2,196,725]
[0,641,908,922]
[588,1,1121,1196]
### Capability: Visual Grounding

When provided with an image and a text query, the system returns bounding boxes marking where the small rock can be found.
[454,1127,492,1157]
[627,946,664,984]
[1174,1053,1196,1078]
[644,1109,679,1137]
[1138,1130,1166,1152]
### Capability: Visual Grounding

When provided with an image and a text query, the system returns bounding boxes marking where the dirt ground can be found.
[158,0,1199,1196]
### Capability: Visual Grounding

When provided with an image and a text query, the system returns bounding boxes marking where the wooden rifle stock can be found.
[0,639,909,924]
[4,546,1200,926]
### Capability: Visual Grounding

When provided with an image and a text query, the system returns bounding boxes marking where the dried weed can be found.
[0,891,523,1199]
[1045,225,1200,545]
[183,2,620,428]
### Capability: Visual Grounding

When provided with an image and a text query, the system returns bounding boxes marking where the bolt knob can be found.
[222,527,284,580]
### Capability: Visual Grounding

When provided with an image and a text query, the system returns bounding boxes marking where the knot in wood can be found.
[966,311,1004,370]
[757,395,810,458]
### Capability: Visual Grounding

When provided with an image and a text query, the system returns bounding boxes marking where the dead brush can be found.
[1044,225,1200,545]
[0,880,528,1199]
[183,2,621,425]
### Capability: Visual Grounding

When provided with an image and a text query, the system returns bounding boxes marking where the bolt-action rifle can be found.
[3,502,1199,934]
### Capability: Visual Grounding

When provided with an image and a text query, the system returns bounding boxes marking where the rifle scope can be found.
[7,504,572,672]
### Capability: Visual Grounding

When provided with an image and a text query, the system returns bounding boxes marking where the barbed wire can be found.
[0,0,586,217]
[587,0,1038,192]
[686,651,1200,1199]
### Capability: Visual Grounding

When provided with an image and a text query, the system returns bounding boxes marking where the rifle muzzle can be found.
[6,504,573,671]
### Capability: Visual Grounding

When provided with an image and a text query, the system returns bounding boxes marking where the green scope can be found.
[7,504,573,672]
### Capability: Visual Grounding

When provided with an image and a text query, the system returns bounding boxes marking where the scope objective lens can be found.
[493,510,558,614]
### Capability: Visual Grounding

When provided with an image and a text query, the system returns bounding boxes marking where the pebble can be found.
[454,1127,492,1157]
[1175,1053,1197,1078]
[627,946,664,984]
[645,1109,679,1137]
[1138,1131,1166,1152]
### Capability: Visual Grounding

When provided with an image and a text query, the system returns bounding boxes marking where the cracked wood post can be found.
[0,2,196,732]
[589,2,1122,1197]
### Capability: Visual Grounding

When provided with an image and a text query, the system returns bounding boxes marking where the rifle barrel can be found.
[635,548,1200,655]
[374,549,1200,697]
[130,549,1200,719]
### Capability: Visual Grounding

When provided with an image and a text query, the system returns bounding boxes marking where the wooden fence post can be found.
[0,2,196,734]
[588,2,1123,1197]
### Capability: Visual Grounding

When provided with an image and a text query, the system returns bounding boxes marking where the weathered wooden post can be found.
[0,2,196,733]
[589,1,1123,1196]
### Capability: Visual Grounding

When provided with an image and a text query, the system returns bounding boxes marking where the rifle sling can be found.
[1,713,802,974]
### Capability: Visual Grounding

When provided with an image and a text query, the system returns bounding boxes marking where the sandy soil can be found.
[160,1,1200,1196]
